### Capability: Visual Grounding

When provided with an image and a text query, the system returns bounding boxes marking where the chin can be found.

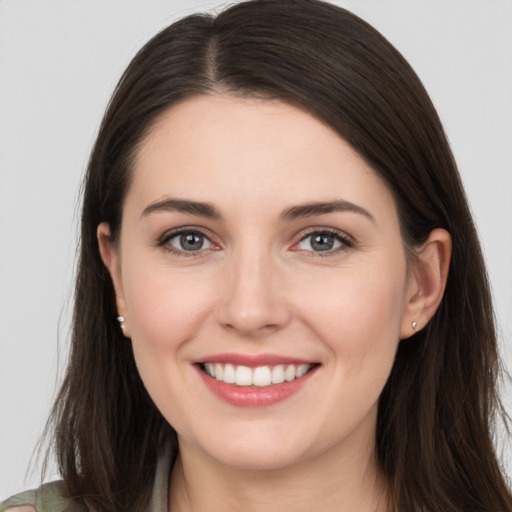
[182,421,314,471]
[207,443,306,471]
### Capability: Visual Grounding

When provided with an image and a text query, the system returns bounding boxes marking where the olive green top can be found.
[0,448,171,512]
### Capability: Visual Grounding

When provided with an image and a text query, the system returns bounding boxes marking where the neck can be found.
[168,430,391,512]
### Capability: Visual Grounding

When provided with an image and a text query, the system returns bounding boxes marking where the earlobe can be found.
[401,228,452,339]
[97,223,130,336]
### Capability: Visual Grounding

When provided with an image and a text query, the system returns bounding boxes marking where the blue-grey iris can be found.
[181,233,204,251]
[311,234,334,251]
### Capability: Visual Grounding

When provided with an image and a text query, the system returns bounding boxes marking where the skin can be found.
[98,95,451,512]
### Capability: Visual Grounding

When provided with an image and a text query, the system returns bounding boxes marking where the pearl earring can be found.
[117,315,126,331]
[412,321,417,330]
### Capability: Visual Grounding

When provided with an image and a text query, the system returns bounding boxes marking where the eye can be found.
[295,230,353,253]
[161,229,215,254]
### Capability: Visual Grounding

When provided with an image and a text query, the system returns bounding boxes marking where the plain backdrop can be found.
[1,0,511,500]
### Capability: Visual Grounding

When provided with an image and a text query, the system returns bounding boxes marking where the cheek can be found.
[297,258,407,363]
[124,263,216,350]
[291,260,407,442]
[121,263,217,428]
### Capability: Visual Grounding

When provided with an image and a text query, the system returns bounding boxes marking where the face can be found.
[101,95,421,471]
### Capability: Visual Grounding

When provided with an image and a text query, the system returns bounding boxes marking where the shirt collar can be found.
[148,444,173,512]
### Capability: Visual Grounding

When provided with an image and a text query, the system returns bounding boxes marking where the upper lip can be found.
[193,353,318,368]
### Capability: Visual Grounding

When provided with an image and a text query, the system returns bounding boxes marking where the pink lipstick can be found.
[194,353,319,407]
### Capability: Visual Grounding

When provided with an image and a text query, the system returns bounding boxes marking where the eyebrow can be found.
[280,200,375,223]
[141,197,374,223]
[141,198,221,219]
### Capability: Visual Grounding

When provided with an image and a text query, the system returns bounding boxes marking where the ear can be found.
[97,222,130,337]
[401,228,452,339]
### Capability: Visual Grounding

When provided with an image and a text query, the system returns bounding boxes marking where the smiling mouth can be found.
[199,362,318,387]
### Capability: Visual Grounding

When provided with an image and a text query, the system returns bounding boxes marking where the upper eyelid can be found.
[159,226,215,244]
[295,227,354,243]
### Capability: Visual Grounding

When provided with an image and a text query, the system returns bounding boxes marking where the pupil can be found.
[181,233,203,251]
[312,234,333,251]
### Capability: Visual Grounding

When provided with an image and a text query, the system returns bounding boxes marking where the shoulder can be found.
[0,488,36,512]
[0,481,82,512]
[2,508,35,512]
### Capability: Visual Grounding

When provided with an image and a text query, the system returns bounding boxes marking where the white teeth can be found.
[223,363,236,383]
[271,365,285,384]
[235,365,253,386]
[214,363,223,381]
[296,364,310,378]
[203,362,314,387]
[253,366,272,387]
[284,365,296,382]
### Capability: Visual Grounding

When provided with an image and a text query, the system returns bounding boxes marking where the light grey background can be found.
[1,0,511,500]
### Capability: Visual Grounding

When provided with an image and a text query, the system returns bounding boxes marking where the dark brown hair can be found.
[44,1,511,510]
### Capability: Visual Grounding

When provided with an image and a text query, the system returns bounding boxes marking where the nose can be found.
[216,248,291,338]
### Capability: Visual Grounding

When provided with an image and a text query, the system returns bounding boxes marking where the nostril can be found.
[216,300,291,337]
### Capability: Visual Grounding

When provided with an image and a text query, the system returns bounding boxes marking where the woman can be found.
[2,0,511,510]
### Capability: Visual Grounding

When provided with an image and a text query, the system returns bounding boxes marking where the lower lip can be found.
[196,365,318,407]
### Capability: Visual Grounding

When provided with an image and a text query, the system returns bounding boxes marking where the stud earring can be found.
[117,315,126,331]
[412,321,417,330]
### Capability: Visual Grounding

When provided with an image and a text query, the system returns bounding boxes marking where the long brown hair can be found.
[44,1,512,510]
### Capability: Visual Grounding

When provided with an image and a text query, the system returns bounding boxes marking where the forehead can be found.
[127,94,397,222]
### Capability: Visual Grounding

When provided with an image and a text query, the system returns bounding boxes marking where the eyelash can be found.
[158,228,215,258]
[157,227,354,258]
[294,228,354,257]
